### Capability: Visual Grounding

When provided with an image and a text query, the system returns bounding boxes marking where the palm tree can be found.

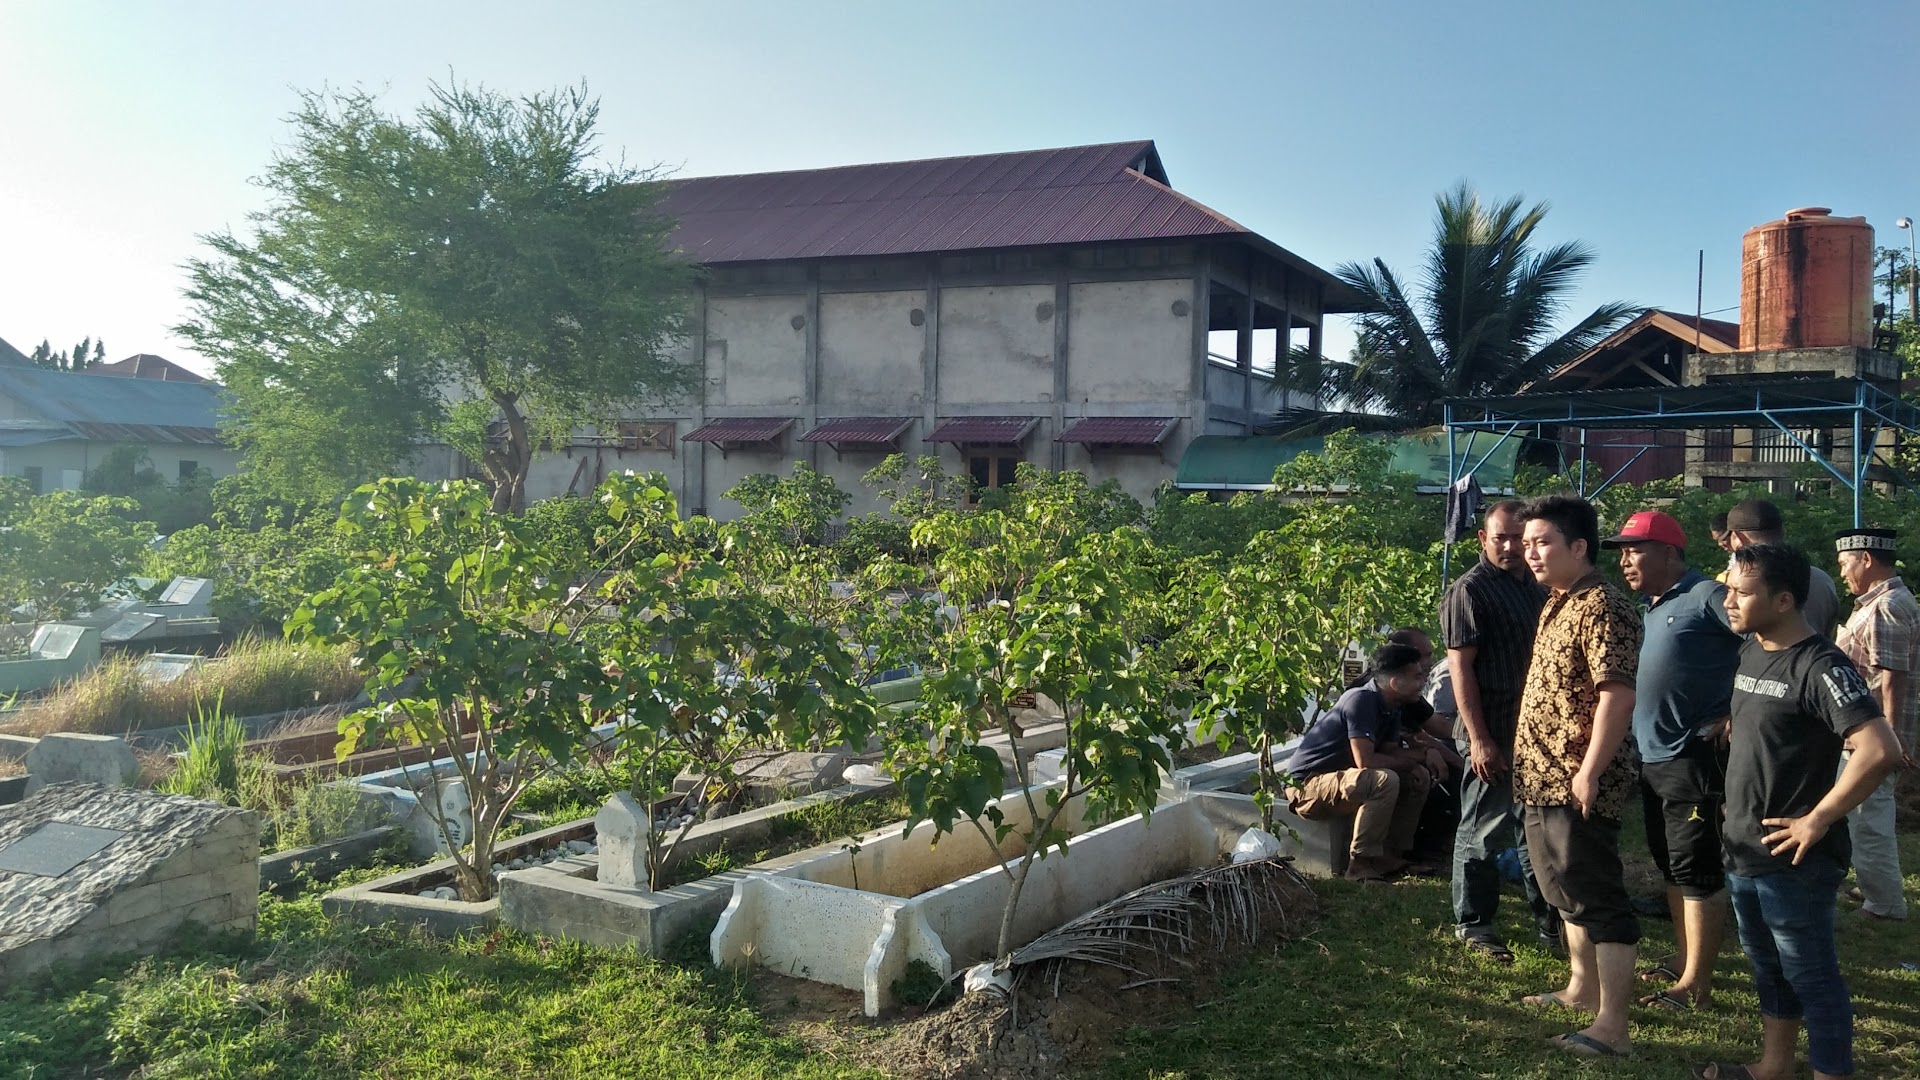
[1281,184,1638,431]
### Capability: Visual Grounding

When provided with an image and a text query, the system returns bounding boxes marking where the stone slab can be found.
[23,733,139,796]
[0,822,126,877]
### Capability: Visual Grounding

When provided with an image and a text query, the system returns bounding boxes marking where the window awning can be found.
[682,417,795,443]
[799,417,915,445]
[1055,416,1177,446]
[924,416,1040,445]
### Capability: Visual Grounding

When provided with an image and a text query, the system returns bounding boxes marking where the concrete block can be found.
[0,734,38,762]
[108,872,228,925]
[23,733,139,796]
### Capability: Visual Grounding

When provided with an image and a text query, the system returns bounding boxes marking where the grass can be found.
[0,636,360,736]
[1094,817,1920,1080]
[3,796,1911,1079]
[0,883,887,1080]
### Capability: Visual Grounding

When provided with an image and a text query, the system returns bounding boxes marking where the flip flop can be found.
[1548,1031,1629,1058]
[1692,1064,1757,1080]
[1639,990,1694,1011]
[1637,962,1681,984]
[1512,990,1579,1009]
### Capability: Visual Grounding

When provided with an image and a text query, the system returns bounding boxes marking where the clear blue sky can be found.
[4,0,1917,375]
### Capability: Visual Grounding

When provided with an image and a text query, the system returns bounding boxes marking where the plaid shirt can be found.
[1837,575,1920,752]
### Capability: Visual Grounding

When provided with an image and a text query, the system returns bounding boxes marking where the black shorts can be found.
[1522,803,1641,945]
[1641,739,1726,899]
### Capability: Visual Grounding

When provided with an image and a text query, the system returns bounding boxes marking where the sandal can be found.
[1692,1065,1757,1080]
[1639,990,1693,1011]
[1548,1031,1629,1058]
[1637,961,1681,984]
[1464,937,1515,964]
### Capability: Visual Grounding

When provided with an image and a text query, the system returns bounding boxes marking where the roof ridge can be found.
[667,140,1154,186]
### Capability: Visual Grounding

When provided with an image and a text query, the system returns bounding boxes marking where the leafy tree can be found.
[588,473,881,889]
[886,467,1183,960]
[178,80,697,512]
[27,337,104,372]
[1298,184,1637,430]
[81,445,215,534]
[147,473,347,633]
[0,480,155,619]
[288,478,604,899]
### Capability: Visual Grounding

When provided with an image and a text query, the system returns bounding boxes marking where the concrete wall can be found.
[707,294,808,407]
[819,290,927,410]
[1065,279,1191,403]
[0,440,241,493]
[937,284,1057,405]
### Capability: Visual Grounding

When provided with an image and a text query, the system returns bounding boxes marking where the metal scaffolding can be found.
[1439,377,1920,579]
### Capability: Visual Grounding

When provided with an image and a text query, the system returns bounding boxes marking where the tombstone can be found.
[103,613,169,644]
[0,783,258,987]
[135,653,206,684]
[594,791,649,890]
[432,780,473,853]
[155,578,213,617]
[24,733,139,796]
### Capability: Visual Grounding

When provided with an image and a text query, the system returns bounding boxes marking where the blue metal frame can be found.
[1439,379,1920,589]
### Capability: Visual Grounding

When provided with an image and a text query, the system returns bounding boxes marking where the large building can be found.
[0,365,237,493]
[505,141,1360,516]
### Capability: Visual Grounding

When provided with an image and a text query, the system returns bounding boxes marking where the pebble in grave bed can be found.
[414,839,596,899]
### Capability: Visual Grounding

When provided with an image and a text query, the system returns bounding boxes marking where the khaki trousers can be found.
[1290,764,1431,859]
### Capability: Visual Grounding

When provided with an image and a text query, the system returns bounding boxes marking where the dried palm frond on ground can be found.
[866,857,1319,1080]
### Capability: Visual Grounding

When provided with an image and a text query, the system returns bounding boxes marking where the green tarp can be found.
[1173,428,1522,491]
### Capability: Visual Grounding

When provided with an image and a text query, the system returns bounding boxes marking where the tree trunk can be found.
[483,391,531,513]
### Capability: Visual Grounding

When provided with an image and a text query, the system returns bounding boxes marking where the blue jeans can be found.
[1728,856,1853,1077]
[1451,743,1558,943]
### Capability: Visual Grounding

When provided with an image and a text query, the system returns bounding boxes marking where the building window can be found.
[22,466,42,494]
[178,460,199,481]
[967,452,1021,495]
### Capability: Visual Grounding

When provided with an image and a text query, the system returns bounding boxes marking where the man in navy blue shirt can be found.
[1603,509,1742,1011]
[1287,643,1438,882]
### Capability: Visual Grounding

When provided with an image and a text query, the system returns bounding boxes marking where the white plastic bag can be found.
[963,961,1012,999]
[1231,827,1283,864]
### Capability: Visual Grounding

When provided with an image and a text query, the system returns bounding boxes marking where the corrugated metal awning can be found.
[1055,416,1177,445]
[799,417,915,444]
[0,430,80,448]
[681,417,796,443]
[924,416,1040,445]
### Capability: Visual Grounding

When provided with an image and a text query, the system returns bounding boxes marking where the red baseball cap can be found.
[1601,510,1687,549]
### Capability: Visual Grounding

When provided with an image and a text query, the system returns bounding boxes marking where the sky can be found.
[3,0,1918,377]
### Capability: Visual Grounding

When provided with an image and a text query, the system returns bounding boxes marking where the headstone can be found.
[595,791,648,890]
[24,733,139,796]
[156,578,213,615]
[0,783,258,987]
[28,624,94,662]
[103,613,169,644]
[433,780,473,853]
[734,751,850,795]
[136,653,205,684]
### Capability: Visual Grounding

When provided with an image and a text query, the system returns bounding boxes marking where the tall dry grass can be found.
[0,637,363,737]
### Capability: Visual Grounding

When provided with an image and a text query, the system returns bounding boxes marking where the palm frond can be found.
[1005,857,1313,996]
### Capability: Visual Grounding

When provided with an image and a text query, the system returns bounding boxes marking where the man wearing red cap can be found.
[1603,510,1743,1011]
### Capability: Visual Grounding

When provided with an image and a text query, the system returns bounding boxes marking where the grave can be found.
[0,624,101,696]
[0,782,258,987]
[24,732,140,796]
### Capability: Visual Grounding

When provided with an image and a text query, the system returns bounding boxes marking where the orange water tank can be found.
[1739,207,1874,351]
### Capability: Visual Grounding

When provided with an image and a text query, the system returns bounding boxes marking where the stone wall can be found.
[0,783,258,987]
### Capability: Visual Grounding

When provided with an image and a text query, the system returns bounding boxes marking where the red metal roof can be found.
[1055,416,1178,445]
[924,416,1041,445]
[661,141,1254,265]
[798,417,915,444]
[682,417,795,443]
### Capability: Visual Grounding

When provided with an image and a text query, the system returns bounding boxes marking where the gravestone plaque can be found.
[0,821,125,877]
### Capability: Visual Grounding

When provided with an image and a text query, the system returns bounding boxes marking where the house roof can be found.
[1055,416,1178,445]
[661,141,1361,311]
[0,365,229,445]
[924,416,1041,445]
[0,336,30,368]
[681,417,795,443]
[798,417,915,445]
[95,354,208,382]
[1542,309,1741,389]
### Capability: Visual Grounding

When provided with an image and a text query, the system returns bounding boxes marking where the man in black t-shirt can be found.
[1287,644,1437,882]
[1700,545,1901,1080]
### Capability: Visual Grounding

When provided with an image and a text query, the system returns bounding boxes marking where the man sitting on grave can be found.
[1287,642,1439,882]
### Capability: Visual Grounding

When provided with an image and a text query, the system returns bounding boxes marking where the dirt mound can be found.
[861,866,1320,1080]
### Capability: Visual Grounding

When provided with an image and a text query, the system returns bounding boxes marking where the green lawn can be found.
[4,823,1915,1079]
